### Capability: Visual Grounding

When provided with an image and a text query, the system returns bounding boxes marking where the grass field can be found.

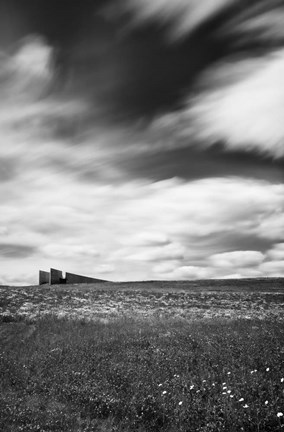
[0,278,284,431]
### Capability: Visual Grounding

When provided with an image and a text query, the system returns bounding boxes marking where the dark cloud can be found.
[0,0,228,119]
[2,0,284,121]
[0,157,18,181]
[117,145,284,183]
[0,243,37,258]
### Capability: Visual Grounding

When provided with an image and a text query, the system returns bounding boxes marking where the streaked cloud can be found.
[188,50,284,158]
[1,2,284,284]
[125,0,237,39]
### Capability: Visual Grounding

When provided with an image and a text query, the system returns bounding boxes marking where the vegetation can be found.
[0,280,284,431]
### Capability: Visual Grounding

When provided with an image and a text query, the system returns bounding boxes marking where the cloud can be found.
[151,49,284,159]
[1,35,53,101]
[1,175,283,282]
[259,260,284,277]
[161,265,212,280]
[140,2,284,159]
[125,0,237,39]
[188,50,284,158]
[219,2,284,49]
[125,242,185,263]
[0,243,37,258]
[121,232,170,247]
[266,243,284,260]
[209,251,265,268]
[0,272,35,286]
[41,244,100,259]
[1,10,284,284]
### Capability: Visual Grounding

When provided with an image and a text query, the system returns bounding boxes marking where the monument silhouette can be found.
[39,268,107,285]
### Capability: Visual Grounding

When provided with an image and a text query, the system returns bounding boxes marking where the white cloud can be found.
[259,260,284,276]
[1,175,284,282]
[125,242,185,262]
[162,265,213,280]
[1,35,53,102]
[188,50,284,158]
[41,244,100,259]
[13,35,52,80]
[209,251,265,268]
[121,232,170,247]
[266,243,284,261]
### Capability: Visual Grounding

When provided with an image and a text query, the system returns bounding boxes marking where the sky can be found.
[0,0,284,285]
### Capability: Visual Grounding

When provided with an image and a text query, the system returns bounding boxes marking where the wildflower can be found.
[162,391,167,395]
[212,383,215,387]
[250,370,257,374]
[281,378,284,383]
[239,398,244,402]
[190,385,194,390]
[178,401,183,406]
[227,390,232,394]
[222,382,226,385]
[243,404,249,409]
[265,401,268,405]
[277,413,283,418]
[158,384,162,387]
[266,367,270,372]
[227,372,231,375]
[230,395,234,398]
[223,386,227,390]
[202,380,206,383]
[222,392,227,395]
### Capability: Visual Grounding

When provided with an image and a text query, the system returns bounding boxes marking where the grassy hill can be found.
[0,278,284,431]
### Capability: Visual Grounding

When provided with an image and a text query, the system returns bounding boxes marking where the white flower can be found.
[190,385,194,390]
[265,401,268,405]
[222,382,226,385]
[178,401,183,406]
[277,412,283,418]
[230,395,234,398]
[212,383,215,387]
[158,383,162,387]
[227,372,231,375]
[222,392,227,395]
[239,398,244,402]
[281,378,284,383]
[227,390,232,394]
[162,391,167,395]
[243,404,249,409]
[266,367,270,372]
[202,380,206,383]
[223,386,227,390]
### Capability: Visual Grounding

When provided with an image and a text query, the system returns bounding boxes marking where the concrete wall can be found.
[65,272,106,284]
[39,270,50,285]
[50,268,63,285]
[39,268,106,285]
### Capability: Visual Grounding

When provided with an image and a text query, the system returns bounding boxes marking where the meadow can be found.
[0,278,284,431]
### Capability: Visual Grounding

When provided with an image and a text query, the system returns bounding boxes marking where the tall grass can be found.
[1,316,283,431]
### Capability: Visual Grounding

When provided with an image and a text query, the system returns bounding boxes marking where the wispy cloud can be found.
[1,4,284,284]
[125,0,237,39]
[187,50,284,158]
